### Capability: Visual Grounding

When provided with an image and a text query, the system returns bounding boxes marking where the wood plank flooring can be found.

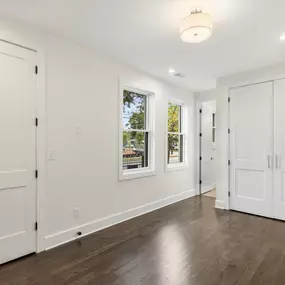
[1,196,285,284]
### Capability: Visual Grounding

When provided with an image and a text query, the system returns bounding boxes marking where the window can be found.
[212,113,216,143]
[167,102,186,170]
[119,87,154,180]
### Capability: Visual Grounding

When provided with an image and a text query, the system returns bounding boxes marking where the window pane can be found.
[212,128,216,143]
[212,113,216,127]
[168,134,183,164]
[123,90,146,130]
[168,103,181,133]
[123,131,148,170]
[180,134,184,163]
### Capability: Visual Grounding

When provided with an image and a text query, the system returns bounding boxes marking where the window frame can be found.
[165,99,188,172]
[119,85,155,181]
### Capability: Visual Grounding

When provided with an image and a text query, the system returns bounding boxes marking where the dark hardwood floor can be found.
[1,196,285,284]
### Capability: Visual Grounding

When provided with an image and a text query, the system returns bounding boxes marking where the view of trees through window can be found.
[122,90,148,170]
[168,102,184,164]
[212,113,216,143]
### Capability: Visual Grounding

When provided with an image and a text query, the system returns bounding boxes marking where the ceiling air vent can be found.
[173,72,185,78]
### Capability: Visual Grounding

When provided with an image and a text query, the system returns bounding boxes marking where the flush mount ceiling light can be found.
[180,8,212,43]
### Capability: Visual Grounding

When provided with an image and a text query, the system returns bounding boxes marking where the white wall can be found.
[215,63,285,210]
[0,18,196,250]
[196,89,218,103]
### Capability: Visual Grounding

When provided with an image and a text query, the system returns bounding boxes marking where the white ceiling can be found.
[0,0,285,91]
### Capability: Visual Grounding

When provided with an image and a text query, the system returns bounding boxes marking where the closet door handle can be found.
[268,155,271,169]
[276,155,279,169]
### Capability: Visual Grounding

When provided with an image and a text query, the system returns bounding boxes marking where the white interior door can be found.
[201,101,216,193]
[0,42,37,264]
[273,79,285,220]
[230,82,273,218]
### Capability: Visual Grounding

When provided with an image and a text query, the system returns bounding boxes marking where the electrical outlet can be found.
[73,207,80,219]
[47,149,56,161]
[75,126,82,134]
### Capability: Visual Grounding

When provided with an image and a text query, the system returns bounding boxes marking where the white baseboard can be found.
[215,199,225,209]
[44,189,196,250]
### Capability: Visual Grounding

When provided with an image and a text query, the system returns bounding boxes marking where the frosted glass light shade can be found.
[180,12,212,43]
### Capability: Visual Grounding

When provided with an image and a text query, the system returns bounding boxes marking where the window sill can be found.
[165,163,188,173]
[119,169,156,181]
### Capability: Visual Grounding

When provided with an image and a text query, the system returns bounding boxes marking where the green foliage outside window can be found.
[168,103,181,163]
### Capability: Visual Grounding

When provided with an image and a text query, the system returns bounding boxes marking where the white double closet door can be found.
[230,79,285,220]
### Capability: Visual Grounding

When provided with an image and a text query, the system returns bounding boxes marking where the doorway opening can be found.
[199,100,216,199]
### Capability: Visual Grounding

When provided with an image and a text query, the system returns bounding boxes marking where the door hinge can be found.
[228,160,231,166]
[228,97,231,103]
[35,222,38,231]
[35,65,38,75]
[199,180,202,185]
[228,191,231,197]
[228,128,230,134]
[35,170,38,179]
[199,109,202,114]
[200,156,202,161]
[199,133,202,137]
[35,118,38,126]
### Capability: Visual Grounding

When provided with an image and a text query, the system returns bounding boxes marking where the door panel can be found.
[273,79,285,220]
[201,101,216,193]
[235,169,266,200]
[230,82,273,217]
[0,42,37,264]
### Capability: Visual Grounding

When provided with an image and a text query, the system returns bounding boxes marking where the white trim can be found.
[35,51,46,253]
[165,163,188,173]
[165,100,188,172]
[196,98,202,195]
[215,199,225,209]
[119,169,156,181]
[44,189,197,250]
[168,97,184,106]
[118,84,155,181]
[227,89,231,211]
[218,63,285,90]
[123,129,150,133]
[168,131,184,135]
